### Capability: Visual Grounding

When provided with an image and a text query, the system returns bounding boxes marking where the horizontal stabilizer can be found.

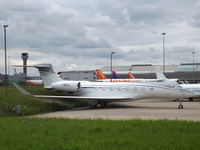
[12,65,35,67]
[13,83,32,96]
[13,64,53,67]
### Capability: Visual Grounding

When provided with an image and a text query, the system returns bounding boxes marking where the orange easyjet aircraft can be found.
[96,69,142,82]
[96,69,178,85]
[128,72,136,79]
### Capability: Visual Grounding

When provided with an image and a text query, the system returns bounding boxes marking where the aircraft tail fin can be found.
[128,72,136,79]
[34,64,63,89]
[96,69,108,80]
[155,71,167,80]
[112,71,120,79]
[155,71,179,84]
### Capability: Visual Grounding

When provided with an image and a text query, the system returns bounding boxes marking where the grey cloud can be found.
[189,2,200,27]
[166,47,196,63]
[120,46,196,65]
[0,0,200,74]
[73,38,111,49]
[56,47,113,59]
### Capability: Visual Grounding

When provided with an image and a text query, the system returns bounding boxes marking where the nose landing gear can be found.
[177,99,184,109]
[178,104,183,109]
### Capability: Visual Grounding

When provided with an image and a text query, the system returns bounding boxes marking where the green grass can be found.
[0,118,200,150]
[0,85,87,116]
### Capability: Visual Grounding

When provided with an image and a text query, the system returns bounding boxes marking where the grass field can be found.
[0,117,200,150]
[0,85,87,116]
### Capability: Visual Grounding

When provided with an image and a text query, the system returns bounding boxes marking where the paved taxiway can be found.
[34,99,200,121]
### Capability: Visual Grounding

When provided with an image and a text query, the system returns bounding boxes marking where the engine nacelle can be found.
[52,81,81,92]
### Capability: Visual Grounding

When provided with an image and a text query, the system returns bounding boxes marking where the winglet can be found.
[96,69,108,80]
[128,72,136,79]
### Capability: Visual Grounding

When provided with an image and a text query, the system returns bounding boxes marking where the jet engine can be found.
[52,81,81,92]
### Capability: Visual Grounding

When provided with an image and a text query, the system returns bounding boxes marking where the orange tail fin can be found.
[128,72,136,79]
[96,69,108,80]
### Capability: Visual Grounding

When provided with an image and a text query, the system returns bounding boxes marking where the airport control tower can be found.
[21,53,29,76]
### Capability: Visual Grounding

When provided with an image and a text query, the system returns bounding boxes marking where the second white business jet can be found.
[30,64,195,109]
[179,84,200,101]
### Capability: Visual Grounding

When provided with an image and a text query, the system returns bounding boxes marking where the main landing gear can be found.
[189,97,193,101]
[90,101,108,108]
[177,99,183,109]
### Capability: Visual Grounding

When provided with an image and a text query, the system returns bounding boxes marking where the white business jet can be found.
[180,84,200,101]
[150,71,200,101]
[29,64,194,109]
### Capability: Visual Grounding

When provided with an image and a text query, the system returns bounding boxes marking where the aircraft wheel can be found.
[98,102,107,108]
[102,102,107,107]
[189,98,193,101]
[178,104,183,109]
[90,104,97,108]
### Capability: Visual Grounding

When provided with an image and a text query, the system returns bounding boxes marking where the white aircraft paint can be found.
[33,64,194,108]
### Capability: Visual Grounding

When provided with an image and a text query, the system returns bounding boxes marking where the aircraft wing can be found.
[13,82,134,101]
[33,95,133,100]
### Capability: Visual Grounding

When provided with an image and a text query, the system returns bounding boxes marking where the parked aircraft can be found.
[179,84,200,101]
[96,69,108,80]
[148,71,200,101]
[127,71,179,83]
[128,72,136,79]
[96,69,178,86]
[26,79,43,85]
[96,69,153,82]
[112,71,120,79]
[31,64,194,109]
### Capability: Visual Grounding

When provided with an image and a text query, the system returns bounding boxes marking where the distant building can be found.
[0,73,26,83]
[59,70,97,81]
[1,63,199,84]
[102,63,200,83]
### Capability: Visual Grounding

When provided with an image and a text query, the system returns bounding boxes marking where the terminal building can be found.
[59,70,97,81]
[59,63,200,83]
[101,63,200,83]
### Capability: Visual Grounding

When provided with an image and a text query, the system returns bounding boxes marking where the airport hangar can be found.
[59,63,200,84]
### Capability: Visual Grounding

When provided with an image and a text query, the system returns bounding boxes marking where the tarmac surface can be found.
[34,99,200,121]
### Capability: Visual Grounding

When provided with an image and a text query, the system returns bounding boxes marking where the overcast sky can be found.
[0,0,200,75]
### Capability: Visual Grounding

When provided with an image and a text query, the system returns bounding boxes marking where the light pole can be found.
[110,51,115,80]
[8,56,10,76]
[161,32,166,73]
[192,51,195,83]
[3,25,8,112]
